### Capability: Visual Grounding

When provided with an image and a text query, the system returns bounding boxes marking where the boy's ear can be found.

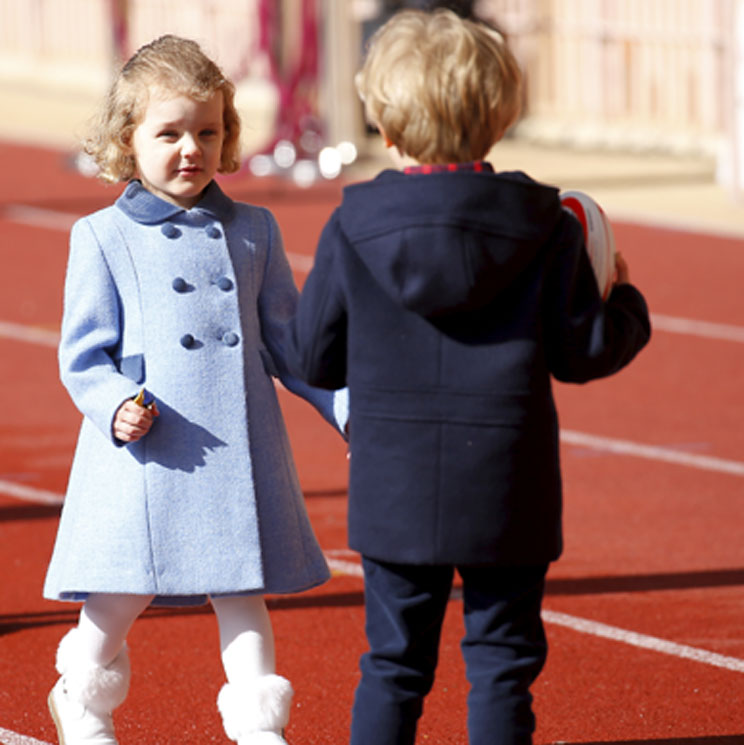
[377,125,395,149]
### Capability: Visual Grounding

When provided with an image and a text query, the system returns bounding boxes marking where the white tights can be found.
[74,593,275,683]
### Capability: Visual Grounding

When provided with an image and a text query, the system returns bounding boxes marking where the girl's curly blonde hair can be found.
[85,35,241,183]
[355,9,522,164]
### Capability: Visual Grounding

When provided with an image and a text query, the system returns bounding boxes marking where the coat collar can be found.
[115,180,236,225]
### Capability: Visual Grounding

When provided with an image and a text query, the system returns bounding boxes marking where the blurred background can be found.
[1,0,744,208]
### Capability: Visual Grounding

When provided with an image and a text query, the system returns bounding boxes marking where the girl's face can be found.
[130,88,225,209]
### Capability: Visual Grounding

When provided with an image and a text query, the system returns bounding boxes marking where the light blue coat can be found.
[44,180,345,606]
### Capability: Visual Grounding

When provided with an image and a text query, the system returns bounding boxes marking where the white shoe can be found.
[218,675,293,744]
[48,677,118,745]
[236,734,287,745]
[48,629,130,745]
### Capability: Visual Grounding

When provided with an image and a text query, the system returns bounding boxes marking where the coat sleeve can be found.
[58,218,142,444]
[285,210,349,391]
[544,212,651,383]
[256,208,348,434]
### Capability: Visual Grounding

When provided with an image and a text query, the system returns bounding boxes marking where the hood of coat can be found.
[338,169,563,318]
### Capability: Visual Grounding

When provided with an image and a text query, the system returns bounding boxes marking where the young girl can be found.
[43,34,345,745]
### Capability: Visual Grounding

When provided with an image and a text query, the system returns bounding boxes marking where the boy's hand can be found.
[113,398,159,442]
[614,252,630,286]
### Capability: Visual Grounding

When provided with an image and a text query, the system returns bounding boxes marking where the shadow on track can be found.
[546,568,744,596]
[564,737,744,745]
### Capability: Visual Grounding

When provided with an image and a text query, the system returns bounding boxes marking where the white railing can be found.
[125,0,263,81]
[476,0,735,157]
[0,0,111,88]
[0,0,741,178]
[0,0,274,152]
[0,0,263,83]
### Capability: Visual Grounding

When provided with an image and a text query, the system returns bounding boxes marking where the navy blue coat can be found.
[287,169,650,566]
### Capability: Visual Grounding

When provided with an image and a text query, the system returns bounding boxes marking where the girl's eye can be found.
[200,129,218,138]
[158,130,178,140]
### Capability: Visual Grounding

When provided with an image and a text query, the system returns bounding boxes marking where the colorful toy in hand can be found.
[560,190,616,300]
[133,388,155,409]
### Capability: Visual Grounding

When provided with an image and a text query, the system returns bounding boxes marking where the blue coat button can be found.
[217,277,233,291]
[206,225,221,239]
[172,277,188,293]
[222,332,239,347]
[161,223,180,238]
[180,333,195,349]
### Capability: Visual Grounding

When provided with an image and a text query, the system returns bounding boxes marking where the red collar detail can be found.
[403,161,493,175]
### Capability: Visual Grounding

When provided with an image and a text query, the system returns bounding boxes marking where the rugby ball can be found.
[560,190,616,300]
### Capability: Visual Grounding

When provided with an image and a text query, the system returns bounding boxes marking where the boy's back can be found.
[286,9,651,745]
[290,164,649,565]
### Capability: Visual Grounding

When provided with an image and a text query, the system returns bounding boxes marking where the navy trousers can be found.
[350,559,548,745]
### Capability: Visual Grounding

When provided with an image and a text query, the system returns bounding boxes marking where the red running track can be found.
[0,142,743,745]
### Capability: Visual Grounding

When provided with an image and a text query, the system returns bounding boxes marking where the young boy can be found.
[287,9,651,745]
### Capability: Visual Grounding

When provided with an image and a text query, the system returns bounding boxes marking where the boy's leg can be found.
[49,592,153,745]
[458,564,549,745]
[351,557,454,745]
[211,594,292,745]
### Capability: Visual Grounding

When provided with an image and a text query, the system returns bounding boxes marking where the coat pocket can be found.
[117,353,145,384]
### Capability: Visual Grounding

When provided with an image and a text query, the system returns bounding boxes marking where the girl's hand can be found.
[614,251,630,286]
[113,398,159,442]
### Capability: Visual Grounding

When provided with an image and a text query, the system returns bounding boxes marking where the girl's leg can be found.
[77,592,154,664]
[458,564,549,745]
[211,594,292,745]
[350,558,454,745]
[212,594,276,682]
[49,593,153,745]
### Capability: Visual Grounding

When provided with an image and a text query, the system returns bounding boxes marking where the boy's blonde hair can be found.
[355,9,522,164]
[85,35,241,183]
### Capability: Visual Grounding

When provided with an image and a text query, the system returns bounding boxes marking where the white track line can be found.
[0,480,64,505]
[609,208,744,241]
[1,607,742,745]
[0,320,60,347]
[1,426,743,510]
[7,204,744,315]
[5,307,744,350]
[6,313,744,349]
[651,313,744,344]
[7,202,744,241]
[560,429,744,477]
[286,251,314,273]
[1,205,316,274]
[2,204,77,232]
[0,728,52,745]
[326,557,744,675]
[542,610,744,674]
[326,556,364,577]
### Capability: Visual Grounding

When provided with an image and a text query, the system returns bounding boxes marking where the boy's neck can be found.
[385,146,492,173]
[386,146,421,170]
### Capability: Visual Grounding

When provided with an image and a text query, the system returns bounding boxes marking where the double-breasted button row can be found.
[172,276,233,293]
[180,332,241,349]
[161,223,180,239]
[161,222,222,239]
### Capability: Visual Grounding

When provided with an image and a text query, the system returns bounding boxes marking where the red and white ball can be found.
[560,190,616,300]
